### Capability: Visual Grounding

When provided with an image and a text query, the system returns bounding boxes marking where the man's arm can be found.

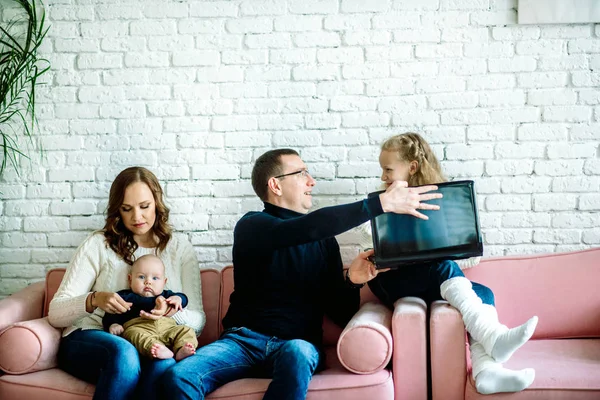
[236,182,441,251]
[236,196,384,251]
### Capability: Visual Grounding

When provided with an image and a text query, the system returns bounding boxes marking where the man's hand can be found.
[94,292,133,314]
[109,323,124,336]
[379,181,442,220]
[347,249,389,285]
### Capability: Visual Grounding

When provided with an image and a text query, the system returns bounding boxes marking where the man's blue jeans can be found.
[368,260,495,307]
[58,329,175,400]
[161,327,322,400]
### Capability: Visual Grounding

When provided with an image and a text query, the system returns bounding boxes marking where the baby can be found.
[102,254,198,361]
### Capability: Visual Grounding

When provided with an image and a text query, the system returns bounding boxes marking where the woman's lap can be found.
[58,329,173,400]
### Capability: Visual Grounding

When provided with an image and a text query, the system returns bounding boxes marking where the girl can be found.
[360,133,538,395]
[48,167,205,400]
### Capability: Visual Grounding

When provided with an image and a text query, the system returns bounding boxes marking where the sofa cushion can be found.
[206,347,394,400]
[0,318,61,374]
[464,338,600,399]
[337,302,393,374]
[0,368,94,400]
[0,349,393,400]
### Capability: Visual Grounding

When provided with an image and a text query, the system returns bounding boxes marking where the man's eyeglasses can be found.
[273,169,311,179]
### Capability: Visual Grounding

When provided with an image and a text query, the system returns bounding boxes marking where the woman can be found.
[48,167,205,400]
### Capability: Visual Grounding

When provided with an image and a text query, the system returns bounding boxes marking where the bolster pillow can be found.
[337,302,393,374]
[0,317,61,374]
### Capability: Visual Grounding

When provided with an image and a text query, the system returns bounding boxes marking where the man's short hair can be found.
[252,148,299,201]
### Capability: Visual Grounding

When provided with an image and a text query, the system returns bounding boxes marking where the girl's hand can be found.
[93,292,133,314]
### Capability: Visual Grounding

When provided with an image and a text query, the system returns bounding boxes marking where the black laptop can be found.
[368,180,483,269]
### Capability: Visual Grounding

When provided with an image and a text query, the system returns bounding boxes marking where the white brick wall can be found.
[0,0,599,298]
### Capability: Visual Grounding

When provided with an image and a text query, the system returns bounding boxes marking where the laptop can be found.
[368,180,483,269]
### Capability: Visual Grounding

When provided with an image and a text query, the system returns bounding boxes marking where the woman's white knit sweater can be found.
[48,231,206,337]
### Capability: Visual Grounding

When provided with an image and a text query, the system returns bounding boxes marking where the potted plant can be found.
[0,0,50,177]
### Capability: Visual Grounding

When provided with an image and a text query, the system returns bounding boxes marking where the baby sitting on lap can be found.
[102,254,198,361]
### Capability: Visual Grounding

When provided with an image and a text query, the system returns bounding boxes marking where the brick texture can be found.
[0,0,599,298]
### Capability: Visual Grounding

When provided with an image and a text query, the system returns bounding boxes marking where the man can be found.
[162,149,441,400]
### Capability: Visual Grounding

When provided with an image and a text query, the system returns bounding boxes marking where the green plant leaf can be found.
[0,0,50,177]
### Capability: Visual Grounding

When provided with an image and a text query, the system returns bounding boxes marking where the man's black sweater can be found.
[222,196,384,347]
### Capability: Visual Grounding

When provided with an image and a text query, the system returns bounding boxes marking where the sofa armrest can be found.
[337,302,393,374]
[430,300,468,400]
[0,281,45,332]
[0,317,62,375]
[391,296,427,400]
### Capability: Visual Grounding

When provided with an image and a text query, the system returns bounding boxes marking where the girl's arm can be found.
[48,233,103,328]
[170,236,206,337]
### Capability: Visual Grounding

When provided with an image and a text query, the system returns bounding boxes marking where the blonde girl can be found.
[362,133,538,395]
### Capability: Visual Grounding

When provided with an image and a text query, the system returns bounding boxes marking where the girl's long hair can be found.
[381,133,447,186]
[103,167,172,265]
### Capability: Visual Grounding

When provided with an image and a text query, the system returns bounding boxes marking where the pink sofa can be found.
[0,266,428,400]
[430,248,600,400]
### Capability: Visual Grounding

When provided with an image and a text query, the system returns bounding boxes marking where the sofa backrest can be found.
[44,269,66,317]
[197,269,221,347]
[44,266,379,347]
[464,247,600,340]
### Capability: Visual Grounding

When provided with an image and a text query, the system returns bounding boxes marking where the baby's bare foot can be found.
[175,342,196,361]
[150,343,174,359]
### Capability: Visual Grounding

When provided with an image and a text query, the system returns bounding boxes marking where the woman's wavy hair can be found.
[103,167,172,265]
[381,132,447,186]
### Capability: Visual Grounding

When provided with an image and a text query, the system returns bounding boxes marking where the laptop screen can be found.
[368,180,483,269]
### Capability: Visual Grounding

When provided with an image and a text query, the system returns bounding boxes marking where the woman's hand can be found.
[347,249,390,285]
[91,292,132,314]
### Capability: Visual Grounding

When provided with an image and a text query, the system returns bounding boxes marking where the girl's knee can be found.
[433,260,465,282]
